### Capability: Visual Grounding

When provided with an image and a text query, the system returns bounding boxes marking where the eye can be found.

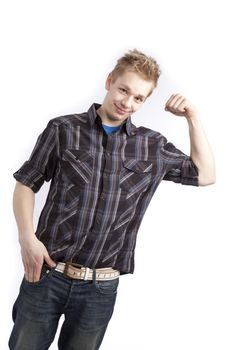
[119,87,127,94]
[135,96,143,103]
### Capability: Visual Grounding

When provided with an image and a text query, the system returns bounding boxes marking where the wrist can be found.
[186,112,202,127]
[18,230,36,245]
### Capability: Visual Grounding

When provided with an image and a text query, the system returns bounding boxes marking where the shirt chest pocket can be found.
[120,159,153,198]
[61,149,94,186]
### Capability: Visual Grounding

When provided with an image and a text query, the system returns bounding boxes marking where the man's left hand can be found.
[165,94,198,119]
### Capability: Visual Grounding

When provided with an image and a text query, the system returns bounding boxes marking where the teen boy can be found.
[9,49,215,350]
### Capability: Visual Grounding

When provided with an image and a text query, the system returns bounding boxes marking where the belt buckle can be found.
[64,262,83,279]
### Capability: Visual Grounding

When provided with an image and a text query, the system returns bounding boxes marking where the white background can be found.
[1,0,232,349]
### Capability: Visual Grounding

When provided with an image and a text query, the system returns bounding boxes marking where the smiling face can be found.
[97,70,155,126]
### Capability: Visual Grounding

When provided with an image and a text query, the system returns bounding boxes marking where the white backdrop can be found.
[1,1,232,349]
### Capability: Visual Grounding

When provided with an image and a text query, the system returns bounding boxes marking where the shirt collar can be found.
[87,103,136,136]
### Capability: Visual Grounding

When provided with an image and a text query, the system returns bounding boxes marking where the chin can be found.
[109,114,122,121]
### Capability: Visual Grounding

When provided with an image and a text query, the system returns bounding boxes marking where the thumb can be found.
[44,251,56,268]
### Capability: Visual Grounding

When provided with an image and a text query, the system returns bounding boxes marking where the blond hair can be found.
[111,49,161,96]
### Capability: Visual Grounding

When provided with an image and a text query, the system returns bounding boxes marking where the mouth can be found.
[114,104,129,115]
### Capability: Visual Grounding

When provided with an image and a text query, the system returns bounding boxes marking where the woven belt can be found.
[55,262,120,281]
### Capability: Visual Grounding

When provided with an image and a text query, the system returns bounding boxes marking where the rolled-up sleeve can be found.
[161,137,199,186]
[13,120,58,193]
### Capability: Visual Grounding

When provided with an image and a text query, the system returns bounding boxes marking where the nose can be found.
[121,96,132,110]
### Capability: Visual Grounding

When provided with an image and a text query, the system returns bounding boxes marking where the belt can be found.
[55,262,120,281]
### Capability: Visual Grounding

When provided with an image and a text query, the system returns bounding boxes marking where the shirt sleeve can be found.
[160,137,199,186]
[13,120,58,193]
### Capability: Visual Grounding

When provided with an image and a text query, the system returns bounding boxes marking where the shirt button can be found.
[106,152,111,157]
[100,195,105,200]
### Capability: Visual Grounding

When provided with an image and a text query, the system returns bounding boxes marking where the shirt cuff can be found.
[13,161,45,193]
[180,158,199,186]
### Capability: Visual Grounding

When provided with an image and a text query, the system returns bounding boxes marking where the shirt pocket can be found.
[120,159,153,199]
[61,149,94,186]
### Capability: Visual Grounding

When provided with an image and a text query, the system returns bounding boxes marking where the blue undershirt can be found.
[102,124,121,135]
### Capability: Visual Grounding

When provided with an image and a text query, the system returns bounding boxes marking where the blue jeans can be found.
[9,264,119,350]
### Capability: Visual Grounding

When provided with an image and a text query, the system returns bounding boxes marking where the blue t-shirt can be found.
[102,124,121,135]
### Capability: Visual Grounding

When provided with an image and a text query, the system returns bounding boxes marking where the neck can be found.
[97,106,123,127]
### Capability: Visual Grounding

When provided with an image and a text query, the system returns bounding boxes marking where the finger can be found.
[22,255,29,281]
[165,94,176,109]
[44,252,56,268]
[172,96,186,109]
[23,261,29,281]
[165,94,184,111]
[167,94,183,108]
[21,250,28,279]
[28,264,34,282]
[33,262,43,282]
[176,100,187,113]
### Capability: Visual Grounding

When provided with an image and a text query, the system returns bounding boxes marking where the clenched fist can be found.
[165,94,198,120]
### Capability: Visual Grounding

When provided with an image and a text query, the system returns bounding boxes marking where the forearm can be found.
[187,115,216,186]
[165,93,216,186]
[13,181,55,281]
[13,181,35,242]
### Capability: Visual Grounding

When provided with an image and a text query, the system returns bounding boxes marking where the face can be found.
[98,70,154,126]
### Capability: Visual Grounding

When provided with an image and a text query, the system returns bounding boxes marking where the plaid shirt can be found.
[13,103,198,274]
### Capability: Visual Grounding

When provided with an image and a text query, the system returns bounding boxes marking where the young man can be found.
[9,49,215,349]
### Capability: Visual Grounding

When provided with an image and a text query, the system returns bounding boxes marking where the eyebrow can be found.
[120,84,146,99]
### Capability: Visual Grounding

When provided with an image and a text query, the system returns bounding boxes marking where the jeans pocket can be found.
[94,278,119,295]
[23,265,53,286]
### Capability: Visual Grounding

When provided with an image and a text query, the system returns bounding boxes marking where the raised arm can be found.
[13,181,55,282]
[165,94,216,186]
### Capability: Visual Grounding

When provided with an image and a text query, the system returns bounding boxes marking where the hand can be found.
[165,94,198,119]
[20,235,56,282]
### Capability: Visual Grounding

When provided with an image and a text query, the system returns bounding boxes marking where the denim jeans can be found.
[9,264,119,350]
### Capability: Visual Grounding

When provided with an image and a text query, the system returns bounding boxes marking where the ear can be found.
[105,72,113,91]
